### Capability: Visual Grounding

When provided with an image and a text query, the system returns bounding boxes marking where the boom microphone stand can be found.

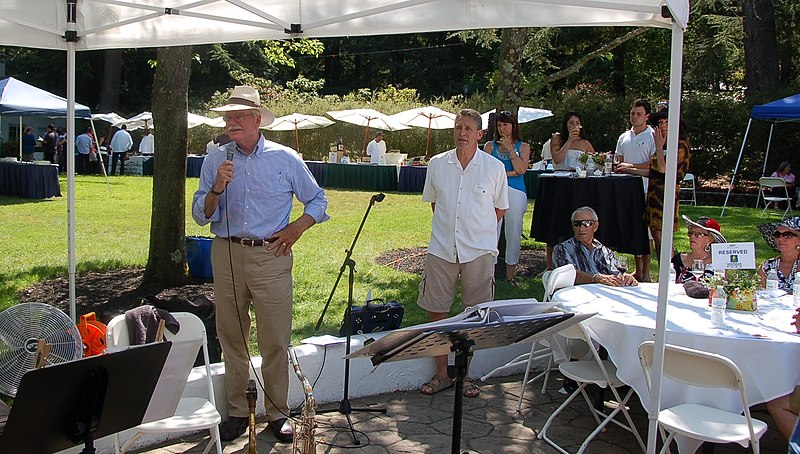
[314,192,388,444]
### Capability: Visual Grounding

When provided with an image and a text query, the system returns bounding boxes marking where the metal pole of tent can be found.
[761,122,775,178]
[646,19,684,454]
[66,0,77,323]
[721,118,752,217]
[18,116,22,160]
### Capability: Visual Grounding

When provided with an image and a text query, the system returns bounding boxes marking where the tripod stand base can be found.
[317,398,387,445]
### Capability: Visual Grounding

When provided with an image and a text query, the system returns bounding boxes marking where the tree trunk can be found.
[142,46,193,287]
[496,28,528,109]
[98,49,122,113]
[742,0,779,97]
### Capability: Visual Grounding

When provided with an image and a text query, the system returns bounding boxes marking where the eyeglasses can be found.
[572,220,596,228]
[773,231,799,239]
[223,112,254,123]
[687,231,709,238]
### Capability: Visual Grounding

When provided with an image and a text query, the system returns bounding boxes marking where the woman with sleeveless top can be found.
[551,111,595,171]
[483,110,531,285]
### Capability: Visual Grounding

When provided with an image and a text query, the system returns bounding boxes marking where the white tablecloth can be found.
[553,283,800,416]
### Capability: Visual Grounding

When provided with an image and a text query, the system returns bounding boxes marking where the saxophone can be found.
[288,345,317,454]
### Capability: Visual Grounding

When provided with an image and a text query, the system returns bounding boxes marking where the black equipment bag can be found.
[339,299,404,336]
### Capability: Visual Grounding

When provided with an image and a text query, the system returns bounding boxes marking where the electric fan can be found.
[0,302,83,397]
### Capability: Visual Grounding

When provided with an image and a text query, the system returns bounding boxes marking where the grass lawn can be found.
[0,174,783,342]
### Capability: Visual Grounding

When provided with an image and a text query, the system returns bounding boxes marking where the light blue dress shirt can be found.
[192,135,329,238]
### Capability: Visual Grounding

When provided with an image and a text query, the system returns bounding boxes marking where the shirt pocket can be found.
[264,170,293,195]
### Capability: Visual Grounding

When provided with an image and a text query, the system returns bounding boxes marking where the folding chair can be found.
[638,341,767,454]
[757,177,792,219]
[107,312,222,454]
[679,173,696,206]
[539,322,645,454]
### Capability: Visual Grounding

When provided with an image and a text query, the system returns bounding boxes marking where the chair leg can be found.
[538,383,587,454]
[119,431,144,454]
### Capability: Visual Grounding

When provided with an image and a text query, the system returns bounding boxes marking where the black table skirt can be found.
[530,175,650,255]
[324,163,397,192]
[523,170,552,199]
[304,161,326,187]
[0,162,61,199]
[398,166,427,193]
[187,155,204,178]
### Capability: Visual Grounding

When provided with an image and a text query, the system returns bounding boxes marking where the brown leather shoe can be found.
[268,418,294,443]
[219,416,248,441]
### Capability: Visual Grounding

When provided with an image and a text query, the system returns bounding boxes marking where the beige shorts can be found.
[416,253,495,314]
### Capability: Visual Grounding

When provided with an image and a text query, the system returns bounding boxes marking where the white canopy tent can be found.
[0,2,688,452]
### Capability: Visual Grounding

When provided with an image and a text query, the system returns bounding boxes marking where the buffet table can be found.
[186,155,204,178]
[324,162,397,192]
[0,161,61,199]
[398,166,427,193]
[530,174,649,255]
[304,161,327,187]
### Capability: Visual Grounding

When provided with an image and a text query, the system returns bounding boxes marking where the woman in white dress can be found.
[551,111,595,171]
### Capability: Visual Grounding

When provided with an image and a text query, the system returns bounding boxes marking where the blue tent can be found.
[722,93,800,215]
[0,77,91,118]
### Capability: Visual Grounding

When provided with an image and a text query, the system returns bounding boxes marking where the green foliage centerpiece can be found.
[709,269,760,311]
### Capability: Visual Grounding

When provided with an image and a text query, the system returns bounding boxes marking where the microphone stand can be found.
[314,193,387,445]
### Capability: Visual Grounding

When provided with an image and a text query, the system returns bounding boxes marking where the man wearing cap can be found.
[109,124,133,176]
[192,85,329,443]
[553,206,638,287]
[366,131,386,164]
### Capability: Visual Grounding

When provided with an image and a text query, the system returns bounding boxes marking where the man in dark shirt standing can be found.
[42,124,58,164]
[21,127,36,162]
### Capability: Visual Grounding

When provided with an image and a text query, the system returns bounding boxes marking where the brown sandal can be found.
[420,375,453,395]
[463,378,480,398]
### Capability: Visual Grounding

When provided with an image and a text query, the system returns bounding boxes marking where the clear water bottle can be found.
[766,269,779,291]
[793,272,800,307]
[711,286,726,328]
[668,267,677,295]
[604,153,613,176]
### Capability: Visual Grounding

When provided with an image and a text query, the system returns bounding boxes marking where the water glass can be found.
[691,259,705,281]
[617,256,628,275]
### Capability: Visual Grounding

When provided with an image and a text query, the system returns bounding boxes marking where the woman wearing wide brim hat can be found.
[672,215,727,283]
[757,217,800,291]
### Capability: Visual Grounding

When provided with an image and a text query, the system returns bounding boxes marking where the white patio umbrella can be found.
[326,108,410,153]
[390,106,455,158]
[205,116,226,128]
[264,113,334,153]
[187,112,214,129]
[116,111,153,131]
[518,107,554,124]
[91,112,127,126]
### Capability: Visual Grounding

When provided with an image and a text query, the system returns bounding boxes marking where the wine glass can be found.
[691,259,706,281]
[617,255,628,275]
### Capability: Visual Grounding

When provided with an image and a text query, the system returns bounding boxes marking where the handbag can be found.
[339,299,404,336]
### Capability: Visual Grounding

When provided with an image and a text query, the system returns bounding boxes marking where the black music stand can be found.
[0,342,171,454]
[348,311,591,454]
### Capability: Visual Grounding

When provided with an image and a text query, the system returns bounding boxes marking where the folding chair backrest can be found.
[544,264,576,301]
[638,341,741,391]
[760,177,788,192]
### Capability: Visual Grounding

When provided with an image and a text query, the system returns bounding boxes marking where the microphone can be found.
[226,149,234,162]
[372,193,385,203]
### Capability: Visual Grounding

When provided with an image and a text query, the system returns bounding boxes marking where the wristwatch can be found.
[209,188,224,196]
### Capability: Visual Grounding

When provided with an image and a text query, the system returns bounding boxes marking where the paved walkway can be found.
[136,374,788,453]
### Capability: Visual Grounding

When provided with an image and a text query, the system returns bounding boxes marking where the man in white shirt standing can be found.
[109,124,133,176]
[366,131,386,164]
[139,128,155,155]
[614,99,656,282]
[416,108,509,399]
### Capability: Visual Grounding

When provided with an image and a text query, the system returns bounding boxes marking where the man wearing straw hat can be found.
[192,85,329,443]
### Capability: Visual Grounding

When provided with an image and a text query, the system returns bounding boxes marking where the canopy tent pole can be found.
[721,118,752,217]
[89,118,113,195]
[66,0,77,323]
[646,19,684,454]
[761,122,775,178]
[18,116,22,159]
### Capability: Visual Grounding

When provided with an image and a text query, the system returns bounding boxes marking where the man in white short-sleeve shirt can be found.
[416,108,509,399]
[366,132,386,164]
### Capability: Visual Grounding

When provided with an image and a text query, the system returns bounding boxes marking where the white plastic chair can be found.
[679,173,696,206]
[107,312,222,454]
[757,176,793,219]
[638,341,767,454]
[538,322,645,454]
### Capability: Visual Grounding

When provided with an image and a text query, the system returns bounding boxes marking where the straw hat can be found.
[682,215,726,244]
[757,217,800,251]
[211,85,275,127]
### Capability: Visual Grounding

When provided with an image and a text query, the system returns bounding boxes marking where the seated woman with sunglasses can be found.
[757,217,800,291]
[553,206,637,287]
[672,215,726,283]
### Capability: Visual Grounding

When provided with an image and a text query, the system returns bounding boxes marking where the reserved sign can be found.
[711,242,756,270]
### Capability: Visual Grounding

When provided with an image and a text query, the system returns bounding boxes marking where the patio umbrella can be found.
[326,108,410,154]
[116,111,153,131]
[264,113,334,152]
[187,112,214,129]
[92,112,127,126]
[390,106,455,158]
[517,106,553,123]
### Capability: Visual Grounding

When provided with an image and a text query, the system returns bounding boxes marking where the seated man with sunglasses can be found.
[553,206,638,287]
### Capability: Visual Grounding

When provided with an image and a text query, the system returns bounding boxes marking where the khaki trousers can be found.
[211,237,293,420]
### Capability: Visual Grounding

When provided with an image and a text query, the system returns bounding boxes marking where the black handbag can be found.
[339,299,404,336]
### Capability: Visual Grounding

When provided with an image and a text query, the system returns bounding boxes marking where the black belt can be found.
[228,236,272,247]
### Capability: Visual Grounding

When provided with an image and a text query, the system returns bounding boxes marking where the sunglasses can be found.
[222,112,254,123]
[773,231,798,239]
[687,232,709,238]
[572,220,596,228]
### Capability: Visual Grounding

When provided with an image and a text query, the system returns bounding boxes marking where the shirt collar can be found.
[234,134,266,157]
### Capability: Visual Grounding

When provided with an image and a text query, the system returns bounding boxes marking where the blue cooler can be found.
[186,236,213,279]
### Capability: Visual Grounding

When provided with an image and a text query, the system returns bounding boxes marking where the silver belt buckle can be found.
[240,237,252,247]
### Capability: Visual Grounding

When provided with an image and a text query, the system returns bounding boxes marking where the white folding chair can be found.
[679,173,696,206]
[638,341,767,454]
[108,312,222,454]
[757,176,792,219]
[538,322,645,454]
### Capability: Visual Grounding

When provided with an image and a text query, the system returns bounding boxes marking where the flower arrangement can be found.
[577,152,605,166]
[708,269,760,311]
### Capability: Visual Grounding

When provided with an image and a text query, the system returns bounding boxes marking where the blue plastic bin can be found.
[186,236,213,279]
